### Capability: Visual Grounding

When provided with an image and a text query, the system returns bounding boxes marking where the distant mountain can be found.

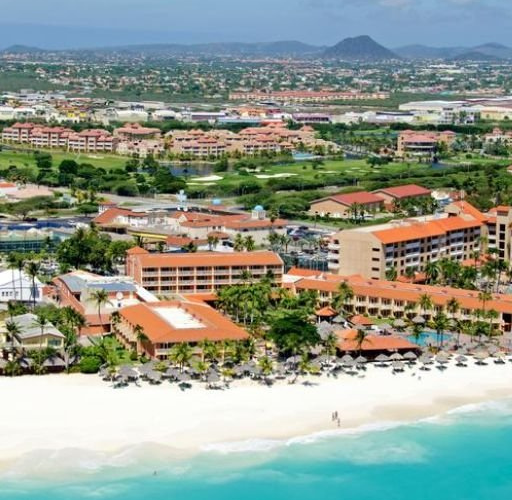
[322,35,398,61]
[394,44,464,60]
[395,42,512,60]
[472,43,512,59]
[61,41,323,58]
[0,44,46,54]
[450,51,503,62]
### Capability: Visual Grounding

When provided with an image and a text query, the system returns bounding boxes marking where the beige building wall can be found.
[337,231,384,279]
[309,200,349,218]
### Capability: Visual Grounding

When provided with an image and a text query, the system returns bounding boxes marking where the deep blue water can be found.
[2,400,512,500]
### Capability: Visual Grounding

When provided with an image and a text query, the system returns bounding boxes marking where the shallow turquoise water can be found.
[405,331,453,347]
[3,400,512,500]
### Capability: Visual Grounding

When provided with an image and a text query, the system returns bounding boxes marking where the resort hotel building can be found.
[328,212,483,279]
[285,268,512,332]
[117,300,249,360]
[125,249,284,295]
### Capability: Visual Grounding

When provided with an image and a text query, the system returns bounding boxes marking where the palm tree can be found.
[169,342,193,372]
[424,261,440,285]
[355,329,371,356]
[4,320,21,361]
[446,297,460,323]
[233,234,245,252]
[32,313,49,355]
[486,309,499,341]
[15,254,26,303]
[89,289,112,332]
[133,235,146,249]
[62,327,79,372]
[385,267,398,281]
[195,360,210,381]
[25,261,40,309]
[431,312,449,347]
[323,332,338,358]
[418,293,433,317]
[332,281,354,314]
[134,324,150,355]
[244,236,256,252]
[207,235,220,251]
[6,253,20,302]
[478,290,492,318]
[404,266,416,283]
[258,356,274,381]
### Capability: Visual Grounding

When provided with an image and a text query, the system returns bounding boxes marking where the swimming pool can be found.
[406,331,452,347]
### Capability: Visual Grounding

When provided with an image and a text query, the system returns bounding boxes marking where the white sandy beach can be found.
[1,360,512,471]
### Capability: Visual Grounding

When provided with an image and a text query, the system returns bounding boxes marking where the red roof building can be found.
[117,300,249,359]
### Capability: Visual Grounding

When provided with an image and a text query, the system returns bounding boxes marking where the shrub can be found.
[79,356,102,374]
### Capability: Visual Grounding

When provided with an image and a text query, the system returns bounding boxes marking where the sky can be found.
[0,0,510,49]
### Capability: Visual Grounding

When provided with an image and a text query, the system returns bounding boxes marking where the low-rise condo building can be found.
[50,270,159,335]
[117,300,249,360]
[285,268,511,331]
[372,184,432,210]
[229,90,390,103]
[328,213,482,279]
[1,123,116,152]
[309,191,384,219]
[397,130,456,157]
[0,313,64,351]
[125,249,284,295]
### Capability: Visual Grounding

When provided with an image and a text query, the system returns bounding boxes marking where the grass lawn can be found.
[0,148,128,171]
[187,159,434,190]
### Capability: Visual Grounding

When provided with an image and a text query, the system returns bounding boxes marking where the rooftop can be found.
[120,300,249,344]
[373,184,432,199]
[127,251,283,268]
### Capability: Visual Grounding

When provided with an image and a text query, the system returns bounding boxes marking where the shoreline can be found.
[1,360,512,478]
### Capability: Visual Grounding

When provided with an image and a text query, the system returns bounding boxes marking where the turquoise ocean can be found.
[2,399,512,500]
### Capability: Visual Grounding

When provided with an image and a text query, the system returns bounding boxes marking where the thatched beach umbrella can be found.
[412,316,425,325]
[317,322,334,340]
[487,345,499,356]
[286,355,301,366]
[403,351,418,361]
[375,354,389,363]
[333,314,345,324]
[355,355,368,365]
[436,352,450,364]
[341,354,354,364]
[474,351,489,365]
[494,352,507,364]
[177,372,192,382]
[207,371,221,383]
[392,361,405,372]
[163,367,179,379]
[147,370,162,383]
[393,319,407,329]
[390,352,403,361]
[43,356,66,368]
[455,355,468,366]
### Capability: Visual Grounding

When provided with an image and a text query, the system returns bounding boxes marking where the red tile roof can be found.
[449,201,488,223]
[323,191,384,207]
[119,300,249,343]
[127,251,284,268]
[373,216,482,244]
[315,306,337,317]
[336,330,418,352]
[349,315,374,326]
[373,184,431,200]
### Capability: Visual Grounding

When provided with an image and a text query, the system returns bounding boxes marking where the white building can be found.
[0,269,44,304]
